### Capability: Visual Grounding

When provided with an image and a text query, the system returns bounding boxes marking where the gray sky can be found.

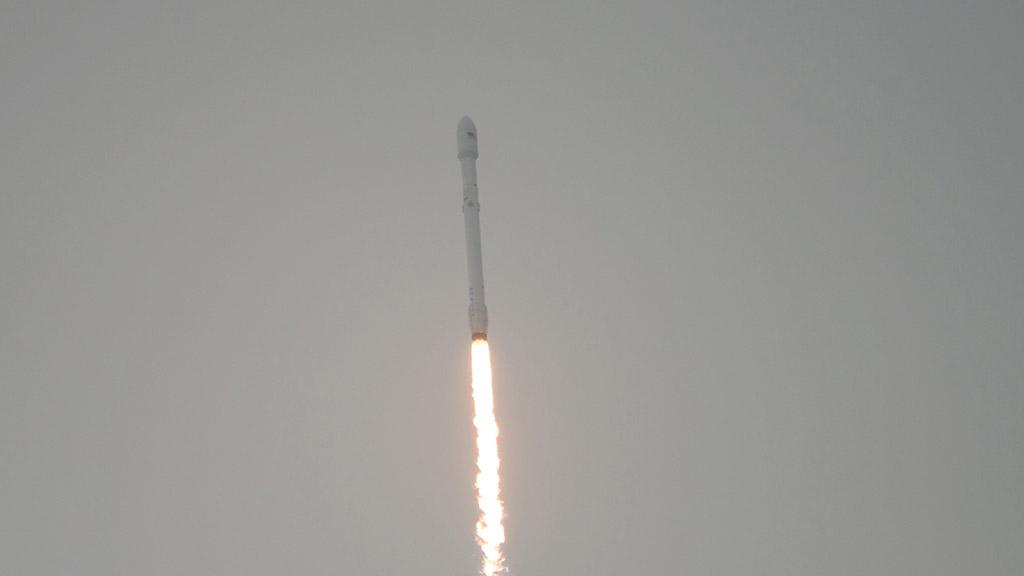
[2,1,1022,574]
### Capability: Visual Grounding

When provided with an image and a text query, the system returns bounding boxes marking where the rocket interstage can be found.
[458,116,488,342]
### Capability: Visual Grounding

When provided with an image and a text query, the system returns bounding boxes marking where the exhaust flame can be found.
[470,339,506,576]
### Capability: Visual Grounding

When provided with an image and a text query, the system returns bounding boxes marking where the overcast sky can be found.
[2,1,1022,575]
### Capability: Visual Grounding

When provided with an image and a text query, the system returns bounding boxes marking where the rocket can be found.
[458,116,488,342]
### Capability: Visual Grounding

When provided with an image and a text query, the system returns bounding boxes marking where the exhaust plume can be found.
[470,338,505,576]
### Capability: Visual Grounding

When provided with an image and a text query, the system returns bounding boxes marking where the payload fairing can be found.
[458,117,488,341]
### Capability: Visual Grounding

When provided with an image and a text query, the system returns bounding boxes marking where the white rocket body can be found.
[458,117,488,341]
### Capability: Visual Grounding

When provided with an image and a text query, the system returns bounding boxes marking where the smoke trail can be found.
[470,338,505,576]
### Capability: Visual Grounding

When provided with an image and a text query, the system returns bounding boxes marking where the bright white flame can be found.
[471,339,506,576]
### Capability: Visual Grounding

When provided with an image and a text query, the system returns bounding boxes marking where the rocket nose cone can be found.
[457,116,478,159]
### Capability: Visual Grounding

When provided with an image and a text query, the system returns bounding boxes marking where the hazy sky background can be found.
[2,1,1022,574]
